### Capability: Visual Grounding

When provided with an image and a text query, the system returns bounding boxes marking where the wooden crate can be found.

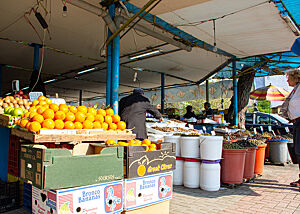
[0,114,11,127]
[122,200,170,214]
[11,128,136,143]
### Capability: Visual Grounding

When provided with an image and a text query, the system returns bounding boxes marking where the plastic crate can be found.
[0,180,20,213]
[23,183,32,213]
[8,134,22,177]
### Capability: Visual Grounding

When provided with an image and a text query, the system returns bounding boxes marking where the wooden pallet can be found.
[11,128,136,143]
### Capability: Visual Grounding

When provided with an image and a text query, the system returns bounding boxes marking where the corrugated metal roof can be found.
[282,0,300,27]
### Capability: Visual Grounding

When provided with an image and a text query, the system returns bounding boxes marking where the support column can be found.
[106,5,114,107]
[161,73,165,114]
[0,64,2,96]
[111,15,120,114]
[206,80,209,103]
[232,59,238,126]
[79,90,83,106]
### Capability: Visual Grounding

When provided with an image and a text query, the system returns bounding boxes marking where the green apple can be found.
[12,108,23,117]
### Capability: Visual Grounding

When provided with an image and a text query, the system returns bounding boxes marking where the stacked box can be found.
[23,183,32,212]
[123,172,173,211]
[20,143,124,189]
[32,180,123,214]
[0,179,20,213]
[124,142,176,178]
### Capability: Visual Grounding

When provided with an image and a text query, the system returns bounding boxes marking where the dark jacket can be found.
[119,94,162,139]
[183,111,197,119]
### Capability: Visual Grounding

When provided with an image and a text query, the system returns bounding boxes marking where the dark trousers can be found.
[293,120,300,170]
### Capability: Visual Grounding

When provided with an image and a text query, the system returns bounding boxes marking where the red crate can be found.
[8,134,22,177]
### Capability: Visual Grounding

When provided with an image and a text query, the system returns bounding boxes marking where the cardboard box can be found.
[122,200,170,214]
[32,179,123,213]
[124,172,173,211]
[20,143,124,190]
[124,142,176,178]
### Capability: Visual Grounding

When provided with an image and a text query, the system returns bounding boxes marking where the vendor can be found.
[181,105,197,121]
[203,102,213,118]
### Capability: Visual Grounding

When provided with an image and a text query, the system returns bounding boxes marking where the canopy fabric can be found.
[250,85,290,101]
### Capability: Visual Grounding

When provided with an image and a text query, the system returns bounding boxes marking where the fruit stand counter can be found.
[0,114,11,127]
[11,128,136,143]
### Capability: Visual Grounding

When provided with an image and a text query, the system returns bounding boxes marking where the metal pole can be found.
[79,90,82,106]
[161,73,165,114]
[106,5,114,107]
[232,59,238,126]
[206,80,209,102]
[111,14,120,114]
[33,44,40,72]
[0,65,2,95]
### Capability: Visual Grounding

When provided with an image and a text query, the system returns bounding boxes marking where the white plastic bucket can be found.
[200,160,221,191]
[184,158,200,188]
[164,135,181,156]
[148,134,165,142]
[199,136,223,160]
[180,136,200,158]
[173,157,184,185]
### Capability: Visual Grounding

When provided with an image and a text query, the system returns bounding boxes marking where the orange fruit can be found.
[38,96,46,102]
[54,120,64,129]
[37,106,47,115]
[32,100,39,106]
[142,144,150,151]
[42,119,55,129]
[44,104,49,109]
[109,123,117,130]
[43,109,55,120]
[74,122,83,129]
[106,108,114,116]
[112,115,121,123]
[128,140,137,146]
[97,109,106,116]
[26,122,31,129]
[55,111,66,120]
[149,143,157,151]
[20,119,29,128]
[69,106,78,114]
[46,98,52,104]
[32,114,44,123]
[29,107,37,113]
[88,107,97,116]
[142,139,151,146]
[29,121,41,133]
[95,114,104,123]
[102,122,109,130]
[23,112,31,119]
[29,112,37,119]
[93,121,101,129]
[77,106,87,114]
[105,115,112,124]
[64,121,75,129]
[39,100,47,106]
[117,121,126,130]
[83,120,93,129]
[135,140,142,146]
[50,103,59,112]
[65,112,75,122]
[106,139,115,145]
[86,113,95,122]
[75,112,86,123]
[59,104,69,113]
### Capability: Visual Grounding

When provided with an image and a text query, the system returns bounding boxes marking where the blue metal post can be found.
[0,64,2,95]
[161,73,165,114]
[232,59,238,126]
[106,5,115,107]
[33,44,41,71]
[111,35,120,114]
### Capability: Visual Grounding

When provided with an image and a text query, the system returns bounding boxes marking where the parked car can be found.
[245,112,293,135]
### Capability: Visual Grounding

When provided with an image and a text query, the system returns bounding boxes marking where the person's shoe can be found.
[290,179,300,187]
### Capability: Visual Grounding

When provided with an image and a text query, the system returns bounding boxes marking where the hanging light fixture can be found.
[62,0,68,17]
[212,19,217,52]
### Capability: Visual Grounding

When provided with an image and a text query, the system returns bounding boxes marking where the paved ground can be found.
[171,164,300,214]
[4,164,300,214]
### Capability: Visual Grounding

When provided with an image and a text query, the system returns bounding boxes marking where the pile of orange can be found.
[106,138,157,151]
[17,96,127,133]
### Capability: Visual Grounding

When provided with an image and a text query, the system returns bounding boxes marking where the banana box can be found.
[32,180,123,214]
[124,172,173,211]
[124,142,176,179]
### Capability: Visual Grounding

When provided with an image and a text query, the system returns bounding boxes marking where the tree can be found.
[227,65,256,128]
